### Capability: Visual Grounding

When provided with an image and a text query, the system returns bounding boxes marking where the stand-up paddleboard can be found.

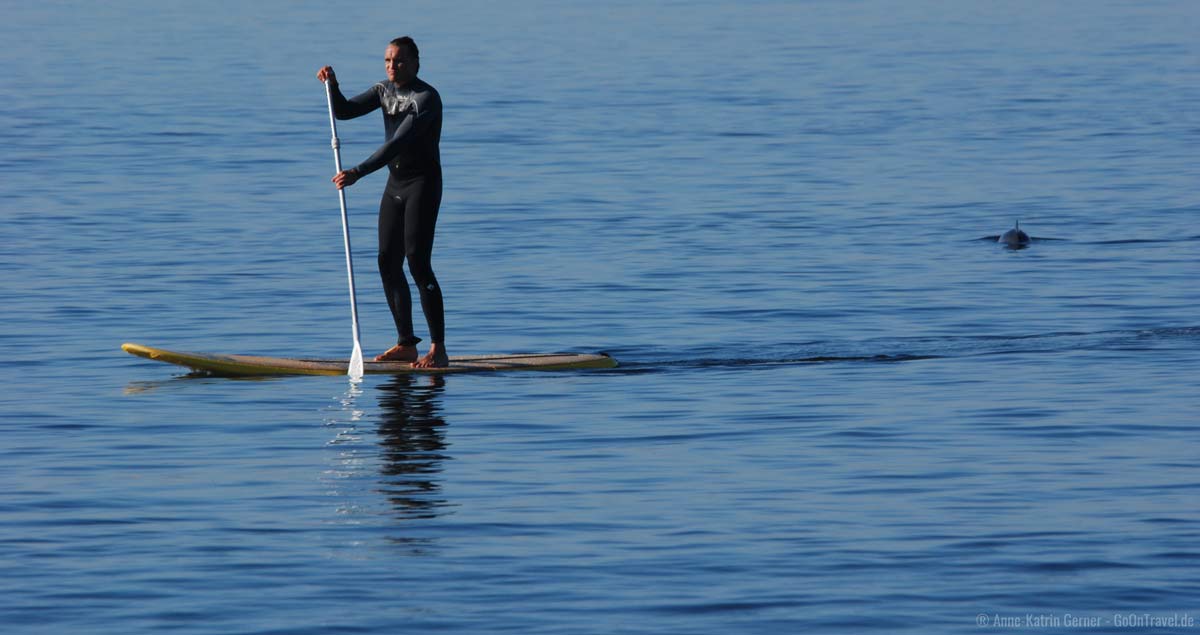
[122,342,617,376]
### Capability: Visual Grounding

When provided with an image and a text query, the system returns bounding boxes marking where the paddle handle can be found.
[324,79,365,380]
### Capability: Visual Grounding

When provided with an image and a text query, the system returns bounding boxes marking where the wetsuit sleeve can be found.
[352,89,441,176]
[327,81,380,120]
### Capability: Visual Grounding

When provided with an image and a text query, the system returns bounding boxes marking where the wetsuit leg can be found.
[378,184,418,346]
[403,174,445,344]
[378,174,445,345]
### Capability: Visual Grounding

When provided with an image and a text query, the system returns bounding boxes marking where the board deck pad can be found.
[122,342,617,376]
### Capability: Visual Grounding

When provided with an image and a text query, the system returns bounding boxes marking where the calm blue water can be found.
[3,1,1199,633]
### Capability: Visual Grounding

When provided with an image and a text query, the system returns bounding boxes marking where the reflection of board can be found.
[121,342,617,376]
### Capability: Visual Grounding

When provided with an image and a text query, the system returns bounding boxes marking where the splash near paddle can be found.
[121,343,616,376]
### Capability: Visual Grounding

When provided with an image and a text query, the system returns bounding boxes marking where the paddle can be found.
[323,79,365,381]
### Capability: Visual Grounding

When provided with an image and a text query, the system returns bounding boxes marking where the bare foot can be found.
[375,343,418,362]
[412,343,449,368]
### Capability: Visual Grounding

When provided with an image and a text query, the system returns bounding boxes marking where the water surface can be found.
[2,1,1198,633]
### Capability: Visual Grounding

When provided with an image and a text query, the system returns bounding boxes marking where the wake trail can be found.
[608,326,1200,373]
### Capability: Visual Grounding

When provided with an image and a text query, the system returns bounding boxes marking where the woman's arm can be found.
[316,66,380,120]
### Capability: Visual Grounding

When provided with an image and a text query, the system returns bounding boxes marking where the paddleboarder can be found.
[317,36,448,368]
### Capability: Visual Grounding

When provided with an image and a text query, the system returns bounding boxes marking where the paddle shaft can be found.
[324,79,365,379]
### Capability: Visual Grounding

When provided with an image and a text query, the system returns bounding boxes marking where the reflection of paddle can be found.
[323,79,364,381]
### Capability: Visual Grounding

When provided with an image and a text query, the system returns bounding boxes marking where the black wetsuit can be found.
[328,77,444,346]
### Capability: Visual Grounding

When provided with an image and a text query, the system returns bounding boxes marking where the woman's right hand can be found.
[316,66,336,83]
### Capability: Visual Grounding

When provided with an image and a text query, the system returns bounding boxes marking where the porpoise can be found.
[998,221,1031,249]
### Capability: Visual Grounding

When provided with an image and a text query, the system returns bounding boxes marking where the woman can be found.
[317,36,448,368]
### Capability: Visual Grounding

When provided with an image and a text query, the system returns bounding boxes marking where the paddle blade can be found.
[349,342,364,381]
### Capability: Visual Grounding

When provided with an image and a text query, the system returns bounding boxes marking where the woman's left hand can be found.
[332,169,360,189]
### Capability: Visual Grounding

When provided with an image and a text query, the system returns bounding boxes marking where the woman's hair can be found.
[390,36,419,59]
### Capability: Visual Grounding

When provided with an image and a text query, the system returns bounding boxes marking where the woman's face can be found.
[385,44,418,86]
